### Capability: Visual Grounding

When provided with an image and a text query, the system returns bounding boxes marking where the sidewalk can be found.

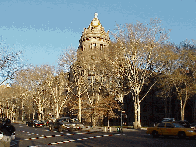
[13,120,25,124]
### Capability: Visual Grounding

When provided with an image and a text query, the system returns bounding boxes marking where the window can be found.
[173,123,184,128]
[166,123,174,128]
[157,123,165,128]
[92,43,96,47]
[100,44,103,50]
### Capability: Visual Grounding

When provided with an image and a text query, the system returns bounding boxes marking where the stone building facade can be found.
[77,13,110,56]
[73,13,111,125]
[77,13,110,72]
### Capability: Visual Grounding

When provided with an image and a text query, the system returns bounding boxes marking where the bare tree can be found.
[0,36,23,86]
[171,41,196,121]
[108,18,172,129]
[13,65,56,120]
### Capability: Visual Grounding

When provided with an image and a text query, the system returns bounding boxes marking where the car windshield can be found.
[173,123,185,128]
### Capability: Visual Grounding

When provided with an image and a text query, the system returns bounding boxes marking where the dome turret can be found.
[78,13,110,52]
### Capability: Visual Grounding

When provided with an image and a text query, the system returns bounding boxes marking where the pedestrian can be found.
[0,118,15,147]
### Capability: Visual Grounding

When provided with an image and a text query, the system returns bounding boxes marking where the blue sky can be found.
[0,0,195,66]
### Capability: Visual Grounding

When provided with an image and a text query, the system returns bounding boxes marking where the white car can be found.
[71,118,84,130]
[0,131,15,141]
[11,132,15,140]
[0,132,3,140]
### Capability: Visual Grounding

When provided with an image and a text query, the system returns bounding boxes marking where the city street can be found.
[10,123,196,147]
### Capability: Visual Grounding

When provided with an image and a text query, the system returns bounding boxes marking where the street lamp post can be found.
[120,94,124,133]
[22,98,24,122]
[120,109,122,132]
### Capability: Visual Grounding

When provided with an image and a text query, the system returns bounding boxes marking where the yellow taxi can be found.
[146,122,196,138]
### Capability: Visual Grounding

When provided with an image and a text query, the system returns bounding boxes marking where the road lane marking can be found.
[20,130,40,135]
[82,138,88,139]
[22,134,64,140]
[77,138,82,140]
[48,133,124,145]
[21,130,102,141]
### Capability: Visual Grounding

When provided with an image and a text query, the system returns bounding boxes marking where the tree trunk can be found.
[133,94,142,129]
[108,117,110,127]
[38,106,42,120]
[137,97,141,129]
[38,98,42,120]
[134,96,138,129]
[180,99,184,121]
[91,111,96,127]
[181,85,188,121]
[33,110,35,119]
[56,101,59,119]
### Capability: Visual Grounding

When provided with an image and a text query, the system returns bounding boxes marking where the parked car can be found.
[175,120,190,128]
[146,122,196,138]
[70,118,84,130]
[26,119,45,128]
[49,117,73,132]
[49,117,56,123]
[42,120,49,126]
[190,123,196,130]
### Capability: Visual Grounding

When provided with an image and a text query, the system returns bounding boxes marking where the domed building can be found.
[71,13,111,125]
[78,13,110,53]
[77,13,110,70]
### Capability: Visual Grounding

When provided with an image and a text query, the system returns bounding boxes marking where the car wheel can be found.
[49,126,53,131]
[152,131,159,138]
[178,132,186,139]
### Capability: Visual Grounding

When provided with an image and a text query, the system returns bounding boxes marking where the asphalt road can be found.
[10,123,196,147]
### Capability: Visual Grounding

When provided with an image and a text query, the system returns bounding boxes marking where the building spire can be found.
[94,13,98,18]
